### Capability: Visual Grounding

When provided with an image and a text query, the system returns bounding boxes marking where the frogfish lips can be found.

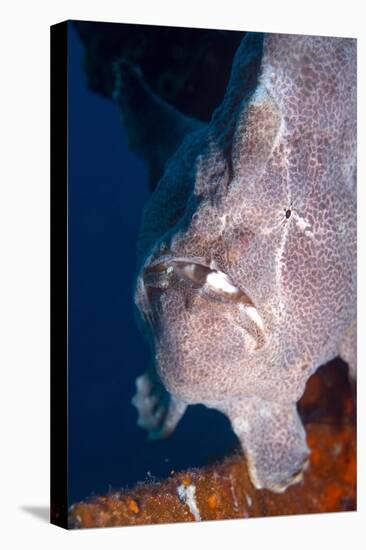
[136,256,266,352]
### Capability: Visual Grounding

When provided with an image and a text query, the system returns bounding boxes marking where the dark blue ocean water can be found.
[67,22,237,506]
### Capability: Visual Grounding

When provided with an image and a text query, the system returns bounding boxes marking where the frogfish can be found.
[116,32,356,492]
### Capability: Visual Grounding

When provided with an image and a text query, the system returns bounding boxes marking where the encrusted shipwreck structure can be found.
[69,360,355,527]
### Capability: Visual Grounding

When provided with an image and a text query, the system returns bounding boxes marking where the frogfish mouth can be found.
[137,255,266,352]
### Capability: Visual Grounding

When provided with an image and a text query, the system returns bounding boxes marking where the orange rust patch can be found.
[207,494,218,510]
[128,499,139,514]
[181,476,191,487]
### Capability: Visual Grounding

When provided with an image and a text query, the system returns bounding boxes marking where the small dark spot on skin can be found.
[285,208,292,219]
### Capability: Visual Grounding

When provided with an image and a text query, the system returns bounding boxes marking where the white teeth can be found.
[206,271,240,295]
[245,305,264,331]
[239,303,265,333]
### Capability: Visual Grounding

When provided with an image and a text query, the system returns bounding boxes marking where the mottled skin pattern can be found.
[131,33,356,492]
